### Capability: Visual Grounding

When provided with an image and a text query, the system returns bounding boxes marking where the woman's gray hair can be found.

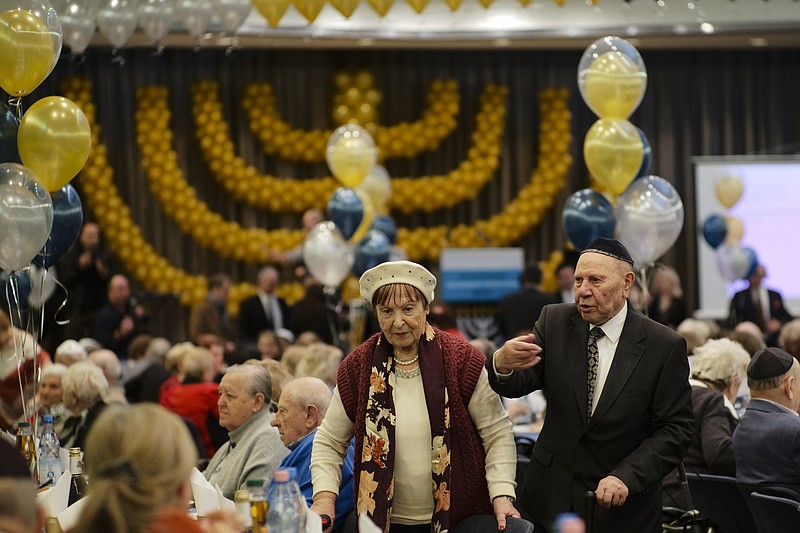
[41,363,68,379]
[61,360,109,405]
[224,364,272,403]
[691,338,750,388]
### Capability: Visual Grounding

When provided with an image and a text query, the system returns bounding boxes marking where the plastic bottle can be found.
[267,469,305,533]
[67,447,87,505]
[15,421,37,479]
[247,478,267,533]
[38,415,62,488]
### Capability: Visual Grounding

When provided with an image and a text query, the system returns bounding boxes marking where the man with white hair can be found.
[203,364,288,499]
[89,349,127,405]
[271,377,354,527]
[54,339,88,366]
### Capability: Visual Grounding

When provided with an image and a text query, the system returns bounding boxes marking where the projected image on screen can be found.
[694,158,800,320]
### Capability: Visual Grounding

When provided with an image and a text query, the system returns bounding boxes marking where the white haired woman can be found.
[59,360,109,450]
[663,337,750,509]
[36,363,70,435]
[72,404,241,533]
[311,261,530,533]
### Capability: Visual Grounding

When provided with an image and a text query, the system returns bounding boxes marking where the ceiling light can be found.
[494,38,511,47]
[700,22,715,34]
[673,24,688,34]
[750,37,768,47]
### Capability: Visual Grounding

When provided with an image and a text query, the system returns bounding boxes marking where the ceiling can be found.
[113,0,800,50]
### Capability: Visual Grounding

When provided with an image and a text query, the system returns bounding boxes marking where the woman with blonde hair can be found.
[73,404,241,533]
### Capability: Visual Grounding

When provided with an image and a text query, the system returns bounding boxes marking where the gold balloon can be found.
[583,118,643,196]
[18,96,92,192]
[326,124,377,188]
[329,0,359,17]
[715,175,743,209]
[293,0,325,23]
[725,216,744,245]
[443,0,461,10]
[366,0,393,16]
[0,9,59,96]
[252,0,291,27]
[582,51,647,119]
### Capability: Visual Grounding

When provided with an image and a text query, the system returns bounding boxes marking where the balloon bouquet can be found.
[0,0,91,428]
[563,36,684,307]
[301,124,398,349]
[701,173,758,282]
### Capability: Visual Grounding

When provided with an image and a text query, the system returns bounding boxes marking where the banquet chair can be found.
[748,492,800,533]
[685,473,758,533]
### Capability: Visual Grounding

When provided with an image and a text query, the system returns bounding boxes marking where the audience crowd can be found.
[4,227,800,533]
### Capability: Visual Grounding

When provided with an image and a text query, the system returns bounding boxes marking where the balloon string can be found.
[8,97,23,120]
[7,274,30,421]
[53,277,72,327]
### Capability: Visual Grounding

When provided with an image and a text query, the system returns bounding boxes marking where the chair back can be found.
[685,473,758,533]
[749,492,800,533]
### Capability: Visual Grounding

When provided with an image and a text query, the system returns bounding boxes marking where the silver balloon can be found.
[617,175,684,266]
[176,0,212,37]
[210,0,251,34]
[302,221,355,288]
[0,164,53,272]
[55,0,99,53]
[96,0,139,48]
[715,244,757,282]
[137,0,174,43]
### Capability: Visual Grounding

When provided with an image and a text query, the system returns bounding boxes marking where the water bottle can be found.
[38,415,62,488]
[267,469,304,533]
[286,468,307,531]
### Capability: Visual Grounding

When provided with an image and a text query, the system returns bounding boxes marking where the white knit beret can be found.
[359,260,436,304]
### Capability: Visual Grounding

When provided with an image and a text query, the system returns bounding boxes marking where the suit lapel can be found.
[588,310,646,426]
[567,313,590,425]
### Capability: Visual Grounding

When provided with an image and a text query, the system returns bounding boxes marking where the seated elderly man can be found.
[59,360,109,450]
[203,364,288,499]
[733,347,800,497]
[270,377,354,527]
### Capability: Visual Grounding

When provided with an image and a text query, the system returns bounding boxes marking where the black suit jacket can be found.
[237,294,290,344]
[488,303,694,532]
[496,287,559,340]
[727,288,793,329]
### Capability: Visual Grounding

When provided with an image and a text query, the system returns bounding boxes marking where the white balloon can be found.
[28,265,57,308]
[617,175,684,266]
[96,0,139,48]
[55,0,99,53]
[715,244,758,282]
[137,0,174,42]
[210,0,251,34]
[176,0,212,37]
[302,221,354,288]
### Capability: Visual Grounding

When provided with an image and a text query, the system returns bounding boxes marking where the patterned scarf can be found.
[357,324,453,533]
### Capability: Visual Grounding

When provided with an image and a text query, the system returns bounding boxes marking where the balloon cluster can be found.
[701,173,757,281]
[563,36,684,267]
[302,125,400,287]
[241,76,459,164]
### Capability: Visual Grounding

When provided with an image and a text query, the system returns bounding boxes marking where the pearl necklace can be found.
[395,354,419,366]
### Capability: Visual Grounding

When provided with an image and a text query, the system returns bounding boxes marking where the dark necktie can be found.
[587,327,605,420]
[752,290,766,330]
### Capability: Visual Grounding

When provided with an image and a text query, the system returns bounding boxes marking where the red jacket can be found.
[160,381,220,457]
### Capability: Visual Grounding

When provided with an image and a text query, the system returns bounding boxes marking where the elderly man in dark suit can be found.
[733,347,800,498]
[237,266,291,348]
[727,264,793,346]
[488,238,694,533]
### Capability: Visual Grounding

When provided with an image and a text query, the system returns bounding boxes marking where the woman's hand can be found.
[311,491,337,533]
[492,496,521,531]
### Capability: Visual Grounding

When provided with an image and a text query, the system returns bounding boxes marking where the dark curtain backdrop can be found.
[29,47,799,342]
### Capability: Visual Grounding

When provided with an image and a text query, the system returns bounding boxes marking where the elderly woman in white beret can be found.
[311,261,529,533]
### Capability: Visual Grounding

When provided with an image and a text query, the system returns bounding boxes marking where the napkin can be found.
[57,496,88,531]
[37,471,71,518]
[305,509,322,533]
[190,467,233,515]
[358,513,382,533]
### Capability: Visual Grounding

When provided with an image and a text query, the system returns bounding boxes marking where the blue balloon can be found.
[634,127,652,180]
[353,230,392,277]
[369,215,397,245]
[743,247,759,279]
[561,189,616,251]
[0,102,21,164]
[33,185,83,268]
[702,214,727,249]
[326,188,364,241]
[2,269,32,308]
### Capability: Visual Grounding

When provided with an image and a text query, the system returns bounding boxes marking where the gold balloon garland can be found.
[62,77,571,307]
[242,78,460,163]
[193,81,507,214]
